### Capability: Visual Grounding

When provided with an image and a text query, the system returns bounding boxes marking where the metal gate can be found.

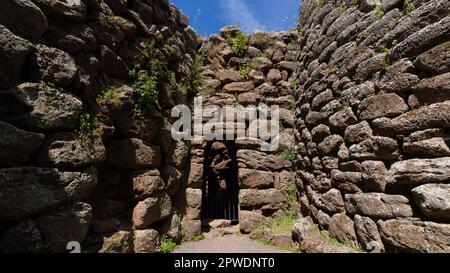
[201,141,239,222]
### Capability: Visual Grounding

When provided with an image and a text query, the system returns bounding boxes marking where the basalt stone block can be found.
[345,193,413,219]
[378,219,450,253]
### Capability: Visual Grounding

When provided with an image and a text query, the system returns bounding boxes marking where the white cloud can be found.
[220,0,266,32]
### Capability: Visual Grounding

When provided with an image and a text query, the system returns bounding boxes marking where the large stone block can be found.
[106,138,161,169]
[0,167,97,221]
[378,219,450,253]
[345,193,413,219]
[0,83,83,131]
[0,121,44,167]
[132,193,172,229]
[387,157,450,186]
[239,189,286,209]
[412,184,450,221]
[239,168,274,189]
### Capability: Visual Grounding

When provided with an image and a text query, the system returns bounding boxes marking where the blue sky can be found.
[170,0,301,36]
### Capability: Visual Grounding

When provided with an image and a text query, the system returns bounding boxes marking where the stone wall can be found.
[292,0,450,253]
[1,0,449,254]
[0,0,198,253]
[185,28,300,236]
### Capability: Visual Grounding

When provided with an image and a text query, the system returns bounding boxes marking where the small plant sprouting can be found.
[316,0,324,10]
[374,4,384,20]
[289,97,297,111]
[325,64,339,75]
[404,0,415,15]
[351,0,360,6]
[225,31,249,57]
[281,148,296,161]
[290,79,298,91]
[189,54,205,96]
[76,113,102,147]
[339,3,347,14]
[375,44,391,54]
[160,235,177,253]
[130,70,159,119]
[170,76,188,96]
[97,86,122,108]
[104,7,129,31]
[140,40,168,79]
[353,75,366,84]
[238,63,254,80]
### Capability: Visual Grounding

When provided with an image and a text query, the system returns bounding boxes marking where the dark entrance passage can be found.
[201,141,239,222]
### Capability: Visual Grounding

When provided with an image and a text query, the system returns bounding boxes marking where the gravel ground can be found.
[173,234,288,253]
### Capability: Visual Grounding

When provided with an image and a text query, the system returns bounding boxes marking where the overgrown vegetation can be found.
[281,148,296,161]
[76,113,102,147]
[225,31,249,57]
[160,235,177,253]
[170,75,189,96]
[129,69,159,118]
[188,54,205,96]
[127,40,168,118]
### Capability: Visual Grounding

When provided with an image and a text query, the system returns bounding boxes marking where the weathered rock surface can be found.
[378,219,450,253]
[357,93,409,120]
[328,213,358,248]
[132,193,172,229]
[0,167,97,221]
[134,229,160,253]
[29,45,78,87]
[292,218,358,253]
[387,157,450,186]
[239,210,266,234]
[354,215,384,253]
[239,189,286,208]
[99,231,132,253]
[0,121,45,167]
[130,169,165,201]
[412,184,450,221]
[239,168,274,189]
[237,150,292,171]
[37,132,105,168]
[34,0,86,22]
[36,202,92,252]
[0,83,83,131]
[0,26,33,88]
[0,219,42,253]
[345,193,413,219]
[0,0,48,40]
[106,138,161,169]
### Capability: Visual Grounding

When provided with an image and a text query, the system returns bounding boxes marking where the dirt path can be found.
[173,234,288,253]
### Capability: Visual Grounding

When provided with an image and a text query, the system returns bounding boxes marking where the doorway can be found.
[201,140,239,222]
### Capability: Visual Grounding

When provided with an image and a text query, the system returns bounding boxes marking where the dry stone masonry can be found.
[292,0,450,253]
[0,0,449,253]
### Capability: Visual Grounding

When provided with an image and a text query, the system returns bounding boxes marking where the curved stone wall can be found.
[293,0,450,253]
